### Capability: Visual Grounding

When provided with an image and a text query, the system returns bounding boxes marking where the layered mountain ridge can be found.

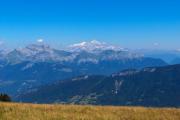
[16,64,180,107]
[0,41,167,99]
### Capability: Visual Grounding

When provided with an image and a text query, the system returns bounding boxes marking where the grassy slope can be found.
[0,102,180,120]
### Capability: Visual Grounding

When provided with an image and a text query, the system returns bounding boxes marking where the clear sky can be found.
[0,0,180,49]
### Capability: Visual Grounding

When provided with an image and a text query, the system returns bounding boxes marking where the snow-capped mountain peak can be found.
[68,40,124,52]
[3,43,60,63]
[17,43,54,57]
[25,43,52,52]
[1,41,143,64]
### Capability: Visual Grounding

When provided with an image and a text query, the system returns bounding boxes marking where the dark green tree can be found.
[0,93,11,102]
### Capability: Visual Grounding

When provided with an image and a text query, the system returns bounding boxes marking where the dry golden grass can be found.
[0,102,180,120]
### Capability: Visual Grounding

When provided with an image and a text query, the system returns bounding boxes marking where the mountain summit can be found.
[68,40,125,52]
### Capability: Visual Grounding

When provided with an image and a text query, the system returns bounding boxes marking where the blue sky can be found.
[0,0,180,49]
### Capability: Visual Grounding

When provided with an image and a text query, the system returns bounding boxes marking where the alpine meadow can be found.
[0,0,180,120]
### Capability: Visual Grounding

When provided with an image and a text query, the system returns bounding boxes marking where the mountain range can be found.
[16,64,180,107]
[0,41,167,98]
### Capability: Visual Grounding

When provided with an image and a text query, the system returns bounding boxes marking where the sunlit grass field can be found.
[0,102,180,120]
